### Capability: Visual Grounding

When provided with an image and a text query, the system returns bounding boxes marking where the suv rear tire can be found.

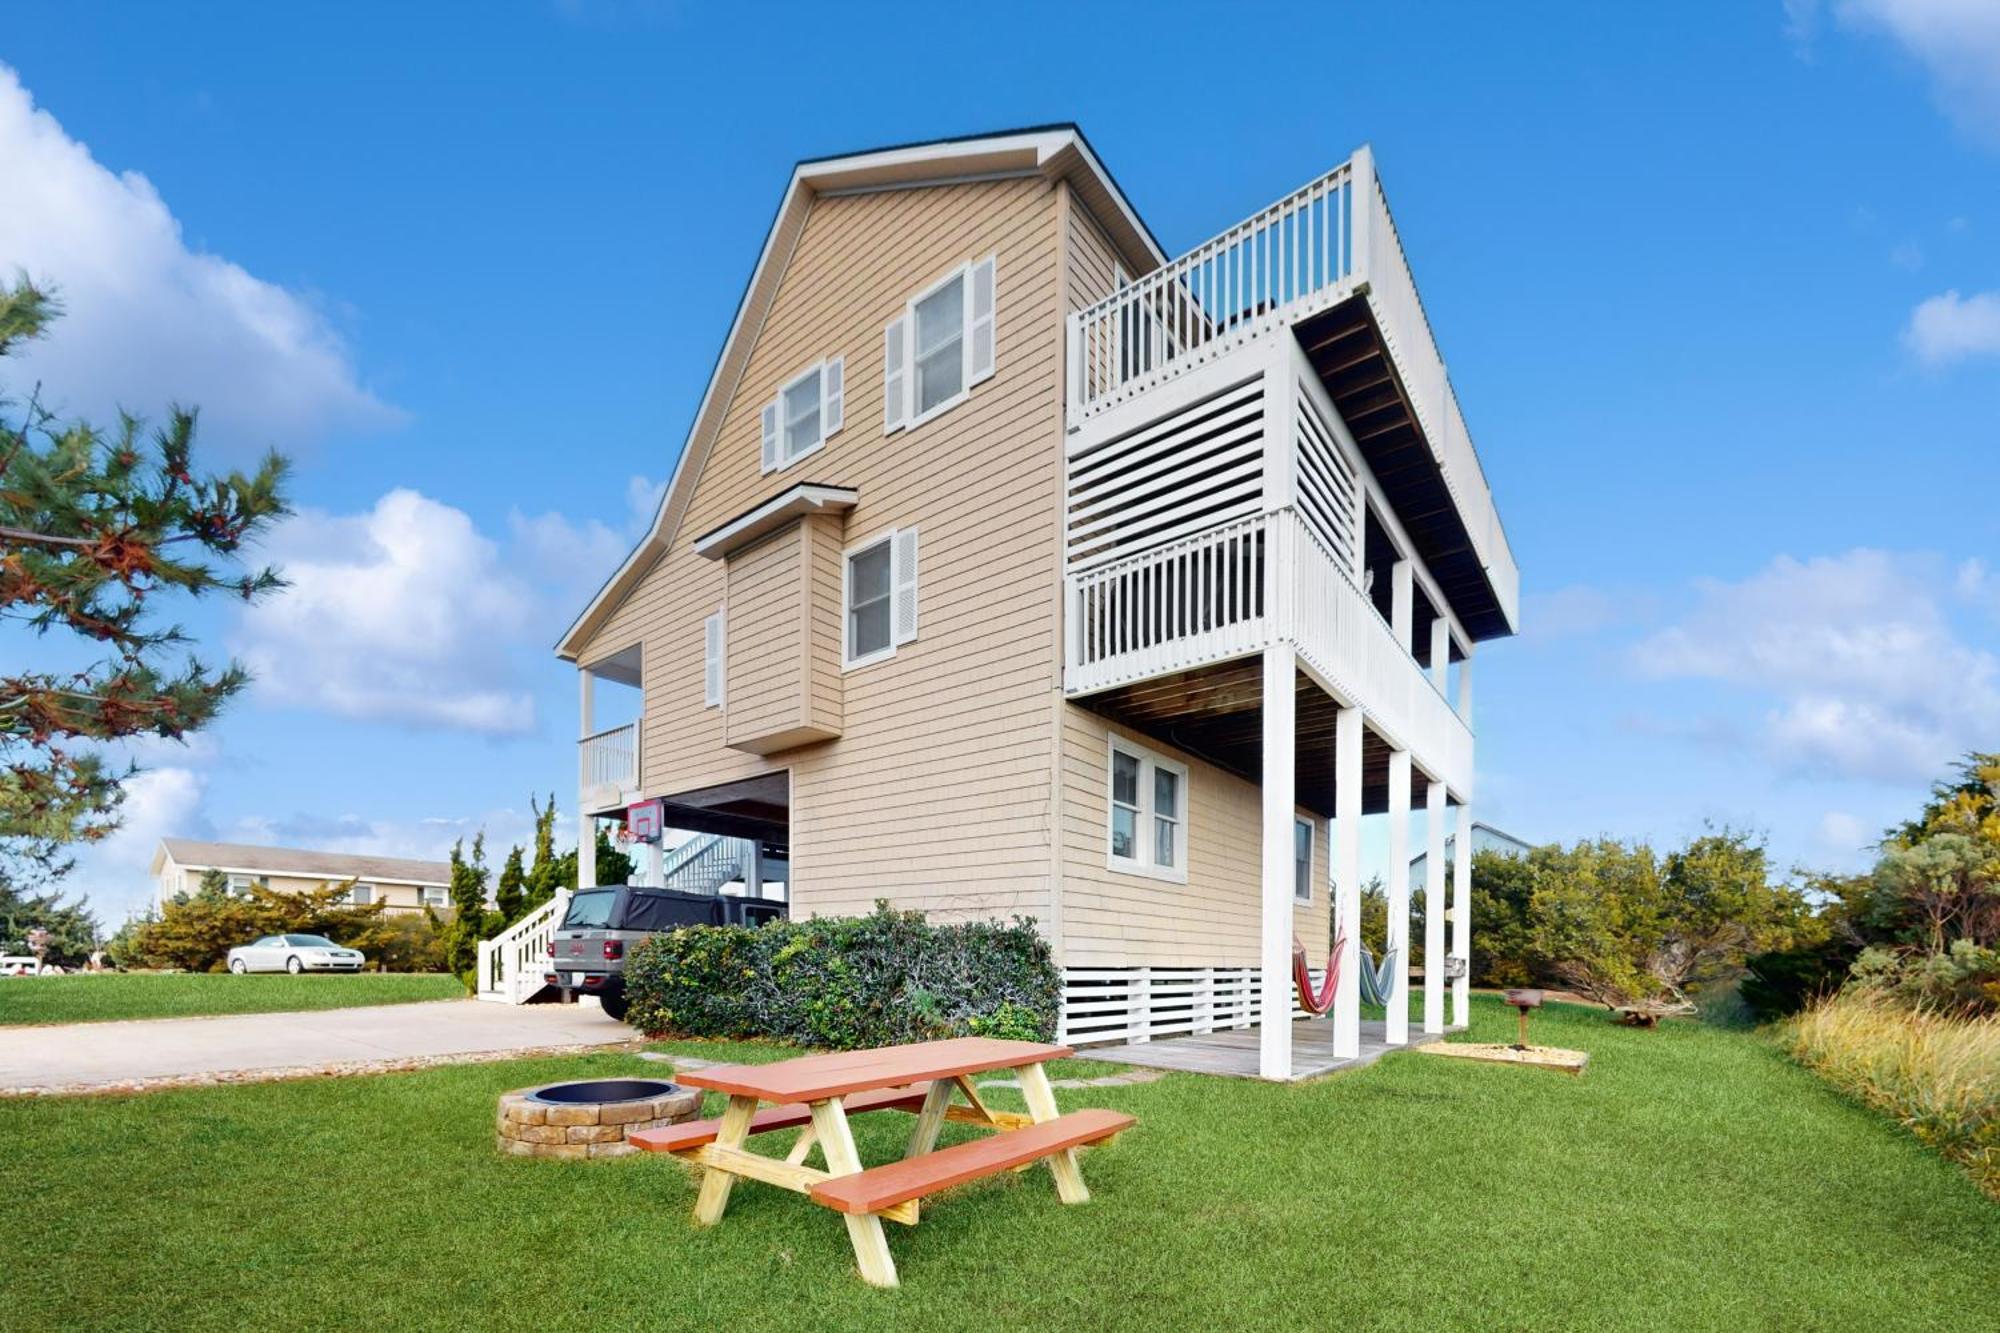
[599,991,629,1023]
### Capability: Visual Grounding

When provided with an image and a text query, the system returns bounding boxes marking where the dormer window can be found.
[761,357,844,473]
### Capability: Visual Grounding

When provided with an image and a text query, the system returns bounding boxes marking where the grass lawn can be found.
[4,996,1995,1330]
[0,972,464,1026]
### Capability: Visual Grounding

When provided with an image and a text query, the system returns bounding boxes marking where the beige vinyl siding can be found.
[574,175,1067,926]
[723,526,815,753]
[802,512,844,735]
[1056,707,1331,968]
[168,865,440,916]
[1065,195,1127,313]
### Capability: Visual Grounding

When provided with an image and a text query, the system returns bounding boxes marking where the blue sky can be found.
[4,2,1997,921]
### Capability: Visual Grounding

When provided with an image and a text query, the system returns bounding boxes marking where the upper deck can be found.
[1064,148,1516,641]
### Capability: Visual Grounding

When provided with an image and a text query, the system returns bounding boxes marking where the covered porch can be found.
[1088,1015,1455,1082]
[1072,644,1478,1081]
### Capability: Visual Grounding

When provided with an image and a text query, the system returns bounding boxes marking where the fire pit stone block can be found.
[496,1079,701,1160]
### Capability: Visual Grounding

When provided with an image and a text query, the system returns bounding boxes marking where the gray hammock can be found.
[1357,945,1399,1008]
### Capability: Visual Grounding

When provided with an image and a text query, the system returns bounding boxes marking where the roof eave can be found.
[555,125,1161,663]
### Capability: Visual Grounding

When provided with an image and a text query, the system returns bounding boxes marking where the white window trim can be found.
[1105,735,1190,884]
[703,608,726,708]
[348,882,375,907]
[841,530,899,671]
[764,356,844,474]
[1294,818,1314,904]
[893,254,996,433]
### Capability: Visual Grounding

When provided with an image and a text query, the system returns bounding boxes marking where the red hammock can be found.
[1292,930,1346,1016]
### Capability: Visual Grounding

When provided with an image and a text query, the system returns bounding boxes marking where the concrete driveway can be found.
[0,1000,637,1095]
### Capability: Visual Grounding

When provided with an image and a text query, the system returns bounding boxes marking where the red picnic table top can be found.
[677,1036,1073,1104]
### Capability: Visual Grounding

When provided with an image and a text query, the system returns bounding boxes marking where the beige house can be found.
[150,839,451,916]
[527,126,1517,1079]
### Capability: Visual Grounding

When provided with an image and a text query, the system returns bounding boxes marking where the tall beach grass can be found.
[1784,990,1999,1198]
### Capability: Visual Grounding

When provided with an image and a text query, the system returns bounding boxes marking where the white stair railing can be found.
[476,889,570,1004]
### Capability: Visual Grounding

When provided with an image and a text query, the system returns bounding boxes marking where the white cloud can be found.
[1824,0,2000,144]
[64,766,208,922]
[0,64,398,454]
[236,489,539,734]
[1903,289,2000,364]
[507,472,664,607]
[1634,549,2000,784]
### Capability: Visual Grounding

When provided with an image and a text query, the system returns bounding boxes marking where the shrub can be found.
[1741,935,1861,1021]
[624,902,1059,1049]
[1784,990,1999,1199]
[122,880,390,972]
[367,910,447,973]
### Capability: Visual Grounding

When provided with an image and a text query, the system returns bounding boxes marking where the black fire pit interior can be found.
[529,1078,681,1106]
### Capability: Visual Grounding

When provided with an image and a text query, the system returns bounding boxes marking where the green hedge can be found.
[624,903,1058,1049]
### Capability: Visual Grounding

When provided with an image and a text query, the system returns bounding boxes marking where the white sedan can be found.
[227,934,365,974]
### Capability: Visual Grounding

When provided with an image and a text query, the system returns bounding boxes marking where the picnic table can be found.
[629,1035,1135,1287]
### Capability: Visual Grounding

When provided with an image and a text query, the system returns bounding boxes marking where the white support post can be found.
[1259,644,1298,1082]
[1391,560,1413,656]
[645,840,664,889]
[1457,650,1474,729]
[1452,801,1474,1026]
[1331,705,1363,1060]
[577,669,597,891]
[1423,781,1447,1034]
[1385,749,1412,1045]
[1430,620,1450,694]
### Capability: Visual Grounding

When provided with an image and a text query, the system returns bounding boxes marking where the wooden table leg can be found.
[809,1097,899,1289]
[1016,1062,1089,1204]
[905,1079,955,1158]
[692,1094,757,1226]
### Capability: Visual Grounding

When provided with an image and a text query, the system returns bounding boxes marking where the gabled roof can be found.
[556,124,1164,663]
[151,839,451,886]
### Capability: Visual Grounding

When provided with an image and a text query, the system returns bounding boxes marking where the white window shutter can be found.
[968,254,996,385]
[883,316,907,433]
[891,527,919,645]
[759,401,779,473]
[703,610,726,707]
[823,356,844,437]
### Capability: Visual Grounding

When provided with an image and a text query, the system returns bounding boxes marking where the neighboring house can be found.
[149,839,451,916]
[1409,821,1534,886]
[547,125,1518,1079]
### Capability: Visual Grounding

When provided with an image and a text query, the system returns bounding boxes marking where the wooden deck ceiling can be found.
[1077,653,1438,817]
[1296,297,1510,644]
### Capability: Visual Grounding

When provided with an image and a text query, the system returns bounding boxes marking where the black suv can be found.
[546,885,785,1022]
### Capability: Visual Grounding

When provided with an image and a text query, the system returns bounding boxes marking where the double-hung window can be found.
[882,255,996,432]
[347,882,375,907]
[420,885,447,908]
[1107,737,1188,881]
[843,527,919,669]
[760,357,843,473]
[1294,819,1314,904]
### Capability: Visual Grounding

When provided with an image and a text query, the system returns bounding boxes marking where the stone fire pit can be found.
[496,1078,702,1159]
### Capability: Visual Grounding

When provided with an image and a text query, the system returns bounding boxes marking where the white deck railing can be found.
[1068,160,1356,423]
[579,720,639,794]
[476,889,570,1005]
[1281,513,1473,790]
[1064,509,1471,796]
[1064,515,1270,694]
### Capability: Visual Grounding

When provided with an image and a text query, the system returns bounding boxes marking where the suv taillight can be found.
[602,940,623,961]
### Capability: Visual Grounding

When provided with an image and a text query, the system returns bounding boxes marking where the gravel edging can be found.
[0,1037,650,1100]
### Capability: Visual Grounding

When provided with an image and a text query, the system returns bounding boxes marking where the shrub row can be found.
[1785,990,1999,1199]
[624,903,1058,1049]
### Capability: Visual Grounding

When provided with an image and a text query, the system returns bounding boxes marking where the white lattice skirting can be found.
[1057,965,1327,1047]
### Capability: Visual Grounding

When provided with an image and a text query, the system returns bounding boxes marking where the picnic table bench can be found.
[629,1036,1135,1287]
